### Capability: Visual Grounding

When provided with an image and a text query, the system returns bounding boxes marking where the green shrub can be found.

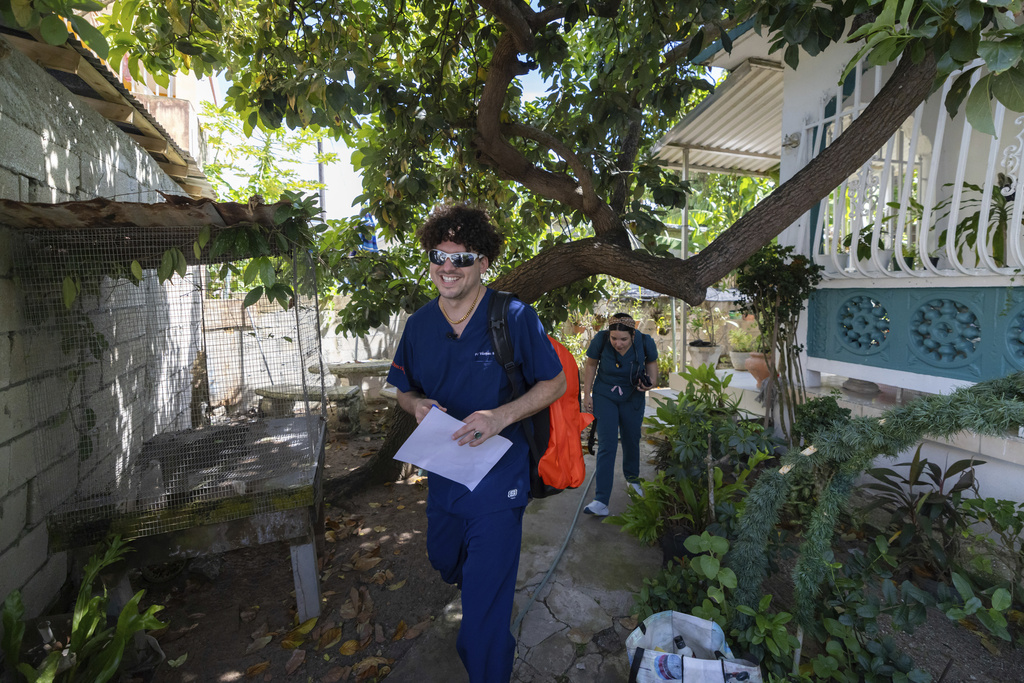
[2,536,166,683]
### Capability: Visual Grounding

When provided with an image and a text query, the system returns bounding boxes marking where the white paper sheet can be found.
[392,407,512,491]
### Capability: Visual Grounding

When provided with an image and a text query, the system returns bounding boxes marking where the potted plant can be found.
[935,175,1013,268]
[686,302,736,368]
[727,327,758,371]
[735,244,824,441]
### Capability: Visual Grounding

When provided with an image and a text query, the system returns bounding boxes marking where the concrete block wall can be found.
[0,34,188,622]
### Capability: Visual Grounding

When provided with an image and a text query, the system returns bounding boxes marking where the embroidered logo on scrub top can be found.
[475,350,496,363]
[507,489,518,498]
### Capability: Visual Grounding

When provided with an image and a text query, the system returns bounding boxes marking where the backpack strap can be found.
[487,290,545,489]
[488,291,524,398]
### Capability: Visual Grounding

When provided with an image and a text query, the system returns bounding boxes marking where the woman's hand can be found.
[582,394,593,412]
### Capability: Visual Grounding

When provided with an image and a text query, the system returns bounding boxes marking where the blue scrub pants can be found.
[592,392,644,505]
[426,504,526,683]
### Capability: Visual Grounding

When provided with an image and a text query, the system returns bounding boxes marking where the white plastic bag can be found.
[625,611,762,683]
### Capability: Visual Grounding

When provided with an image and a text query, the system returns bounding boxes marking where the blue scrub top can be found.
[586,329,658,404]
[387,288,563,515]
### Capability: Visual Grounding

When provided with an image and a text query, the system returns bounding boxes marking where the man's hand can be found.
[453,410,506,446]
[395,389,445,424]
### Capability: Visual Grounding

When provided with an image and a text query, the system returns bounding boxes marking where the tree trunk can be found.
[323,407,410,503]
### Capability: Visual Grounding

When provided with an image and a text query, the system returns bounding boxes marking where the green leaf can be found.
[991,66,1024,111]
[193,241,202,259]
[158,249,174,282]
[991,587,1012,611]
[2,591,27,670]
[966,74,997,137]
[173,248,187,278]
[698,555,720,578]
[242,286,264,308]
[945,67,979,118]
[980,40,1024,75]
[10,0,34,26]
[39,14,69,44]
[243,257,262,285]
[954,2,984,31]
[708,535,729,556]
[130,260,143,280]
[62,275,79,309]
[198,224,211,249]
[70,15,109,60]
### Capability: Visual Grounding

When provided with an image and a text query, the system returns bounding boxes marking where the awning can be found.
[652,58,784,177]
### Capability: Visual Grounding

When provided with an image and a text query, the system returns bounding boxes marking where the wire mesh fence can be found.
[11,224,326,550]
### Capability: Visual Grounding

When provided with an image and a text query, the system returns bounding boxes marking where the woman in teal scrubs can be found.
[581,313,659,516]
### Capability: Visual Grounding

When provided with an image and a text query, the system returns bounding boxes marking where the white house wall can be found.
[0,35,187,621]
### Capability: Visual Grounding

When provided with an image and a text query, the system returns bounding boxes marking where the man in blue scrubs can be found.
[387,203,565,682]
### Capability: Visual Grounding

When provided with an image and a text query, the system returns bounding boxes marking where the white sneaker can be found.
[584,500,610,516]
[628,481,644,497]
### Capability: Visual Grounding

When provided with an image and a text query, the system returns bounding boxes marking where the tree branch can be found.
[477,0,536,51]
[491,50,939,305]
[504,121,595,198]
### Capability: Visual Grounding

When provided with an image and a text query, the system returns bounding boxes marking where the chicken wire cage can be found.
[9,213,328,552]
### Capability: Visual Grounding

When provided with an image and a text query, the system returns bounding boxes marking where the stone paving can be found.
[387,441,662,682]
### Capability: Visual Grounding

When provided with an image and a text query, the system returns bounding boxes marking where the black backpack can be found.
[487,291,583,499]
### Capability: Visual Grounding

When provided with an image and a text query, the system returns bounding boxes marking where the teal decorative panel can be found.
[808,286,1024,382]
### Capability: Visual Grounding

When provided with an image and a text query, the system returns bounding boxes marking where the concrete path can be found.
[387,440,663,682]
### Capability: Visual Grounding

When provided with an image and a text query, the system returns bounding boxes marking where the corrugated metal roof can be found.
[653,58,784,177]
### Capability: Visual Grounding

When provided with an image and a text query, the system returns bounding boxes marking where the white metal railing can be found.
[799,60,1024,280]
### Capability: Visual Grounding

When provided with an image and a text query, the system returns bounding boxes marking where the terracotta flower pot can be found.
[744,352,771,388]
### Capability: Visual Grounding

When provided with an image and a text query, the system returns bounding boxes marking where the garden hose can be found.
[511,466,596,638]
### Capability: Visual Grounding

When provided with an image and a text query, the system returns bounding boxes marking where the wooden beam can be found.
[5,32,189,171]
[128,133,169,154]
[3,33,80,73]
[663,141,781,161]
[76,95,134,123]
[158,161,190,179]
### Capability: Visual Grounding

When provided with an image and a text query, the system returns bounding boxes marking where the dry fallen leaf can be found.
[325,530,338,543]
[353,656,391,676]
[167,653,188,668]
[368,502,381,508]
[387,579,407,591]
[356,621,372,646]
[404,619,432,640]
[245,661,271,678]
[251,623,269,639]
[285,649,306,675]
[375,624,384,643]
[318,626,343,651]
[352,556,383,572]
[391,621,407,641]
[245,635,273,654]
[322,665,351,683]
[396,505,405,510]
[373,526,386,532]
[339,639,361,656]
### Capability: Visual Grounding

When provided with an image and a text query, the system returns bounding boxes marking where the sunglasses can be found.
[428,249,483,268]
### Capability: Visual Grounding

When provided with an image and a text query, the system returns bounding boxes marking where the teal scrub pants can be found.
[427,504,525,682]
[592,391,644,505]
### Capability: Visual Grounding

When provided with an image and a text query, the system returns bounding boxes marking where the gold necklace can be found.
[439,287,483,325]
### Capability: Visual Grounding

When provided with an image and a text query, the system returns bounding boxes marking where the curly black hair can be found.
[416,203,503,263]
